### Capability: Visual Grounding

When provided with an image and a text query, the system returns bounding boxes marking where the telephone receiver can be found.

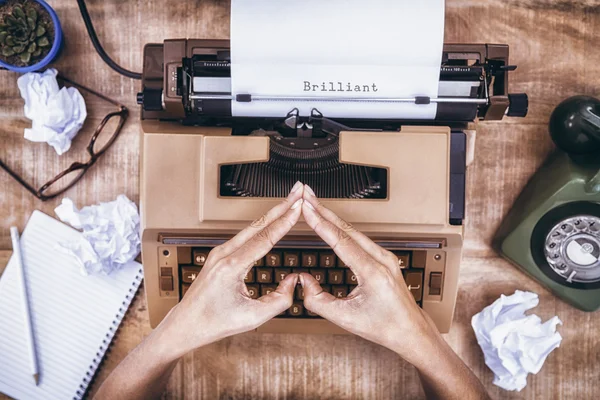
[494,96,600,312]
[550,95,600,159]
[550,96,600,193]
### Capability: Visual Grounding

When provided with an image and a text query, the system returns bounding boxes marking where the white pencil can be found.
[10,227,40,386]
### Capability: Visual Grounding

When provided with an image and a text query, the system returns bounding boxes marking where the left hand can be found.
[158,182,305,356]
[298,187,439,365]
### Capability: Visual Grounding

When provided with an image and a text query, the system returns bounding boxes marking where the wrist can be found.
[157,304,215,358]
[151,307,196,361]
[386,313,446,367]
[390,325,461,376]
[144,319,187,365]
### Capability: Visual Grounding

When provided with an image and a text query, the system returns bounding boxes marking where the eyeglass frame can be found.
[0,75,129,201]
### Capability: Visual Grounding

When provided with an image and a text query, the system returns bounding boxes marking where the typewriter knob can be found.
[549,95,600,162]
[136,88,164,111]
[507,93,529,117]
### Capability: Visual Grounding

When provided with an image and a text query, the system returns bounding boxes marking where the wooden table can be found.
[1,0,599,398]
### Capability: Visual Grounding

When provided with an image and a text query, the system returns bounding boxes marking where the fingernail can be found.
[305,185,315,196]
[290,181,303,194]
[299,274,305,286]
[304,201,315,211]
[291,198,303,210]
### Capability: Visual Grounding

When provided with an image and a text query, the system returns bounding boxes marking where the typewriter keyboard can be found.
[178,248,427,317]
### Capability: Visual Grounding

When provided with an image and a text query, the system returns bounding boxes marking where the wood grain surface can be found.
[1,0,600,399]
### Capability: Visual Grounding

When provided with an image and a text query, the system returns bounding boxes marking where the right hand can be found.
[299,187,442,363]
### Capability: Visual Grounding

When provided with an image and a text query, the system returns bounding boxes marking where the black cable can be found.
[76,0,142,80]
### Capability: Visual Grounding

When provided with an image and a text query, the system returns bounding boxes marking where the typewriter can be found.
[138,39,528,333]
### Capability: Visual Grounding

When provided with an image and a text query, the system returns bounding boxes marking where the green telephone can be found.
[494,96,600,311]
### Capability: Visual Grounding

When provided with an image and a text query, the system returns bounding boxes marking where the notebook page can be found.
[0,211,143,400]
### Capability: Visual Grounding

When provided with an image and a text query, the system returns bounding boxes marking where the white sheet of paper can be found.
[230,0,445,119]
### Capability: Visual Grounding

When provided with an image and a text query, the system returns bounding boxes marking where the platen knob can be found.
[136,88,164,111]
[507,93,529,117]
[549,96,600,161]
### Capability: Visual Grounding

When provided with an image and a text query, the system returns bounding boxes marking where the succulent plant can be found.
[0,4,51,65]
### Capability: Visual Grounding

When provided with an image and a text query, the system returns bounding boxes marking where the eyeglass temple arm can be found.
[0,158,43,200]
[57,75,128,110]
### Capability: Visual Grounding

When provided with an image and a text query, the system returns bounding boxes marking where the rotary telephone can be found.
[494,96,600,311]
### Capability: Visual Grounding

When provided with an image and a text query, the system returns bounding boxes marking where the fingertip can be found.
[300,277,338,317]
[287,192,303,207]
[302,188,317,204]
[300,188,319,208]
[291,181,304,193]
[301,202,319,228]
[304,185,316,197]
[281,199,303,227]
[299,272,320,294]
[288,181,304,200]
[291,198,304,210]
[288,201,303,223]
[277,273,299,291]
[286,271,299,283]
[301,187,324,214]
[302,200,316,214]
[305,199,316,211]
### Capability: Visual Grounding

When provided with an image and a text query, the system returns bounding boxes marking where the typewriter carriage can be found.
[138,40,528,124]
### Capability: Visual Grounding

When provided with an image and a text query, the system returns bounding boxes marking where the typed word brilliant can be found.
[303,81,379,93]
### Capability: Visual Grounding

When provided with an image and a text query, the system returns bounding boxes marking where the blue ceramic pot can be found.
[0,0,63,73]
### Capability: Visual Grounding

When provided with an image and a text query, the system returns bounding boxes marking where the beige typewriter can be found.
[138,39,528,334]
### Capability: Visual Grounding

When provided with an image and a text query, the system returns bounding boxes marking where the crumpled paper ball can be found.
[17,68,87,155]
[471,290,562,391]
[54,195,141,275]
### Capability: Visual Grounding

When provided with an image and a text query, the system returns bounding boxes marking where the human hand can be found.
[299,186,442,364]
[98,182,489,400]
[159,182,305,357]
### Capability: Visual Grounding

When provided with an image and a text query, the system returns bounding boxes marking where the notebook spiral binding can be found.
[74,268,144,400]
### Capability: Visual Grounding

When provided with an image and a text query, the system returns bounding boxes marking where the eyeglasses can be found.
[0,75,128,201]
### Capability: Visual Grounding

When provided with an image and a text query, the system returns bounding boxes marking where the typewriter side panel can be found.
[421,233,462,333]
[141,132,202,328]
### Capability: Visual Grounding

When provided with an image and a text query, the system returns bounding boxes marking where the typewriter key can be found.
[257,268,273,283]
[309,269,326,284]
[301,252,317,267]
[246,285,259,299]
[266,252,282,267]
[275,269,291,283]
[289,303,304,316]
[192,249,209,266]
[283,252,300,267]
[261,285,277,296]
[327,270,343,284]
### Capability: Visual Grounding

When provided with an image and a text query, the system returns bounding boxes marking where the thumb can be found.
[300,273,342,320]
[253,273,298,321]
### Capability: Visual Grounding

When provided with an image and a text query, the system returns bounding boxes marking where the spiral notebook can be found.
[0,211,143,400]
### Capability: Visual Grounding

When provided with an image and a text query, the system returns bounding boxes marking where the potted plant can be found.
[0,0,62,73]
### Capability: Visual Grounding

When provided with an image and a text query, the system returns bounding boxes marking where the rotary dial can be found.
[544,215,600,284]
